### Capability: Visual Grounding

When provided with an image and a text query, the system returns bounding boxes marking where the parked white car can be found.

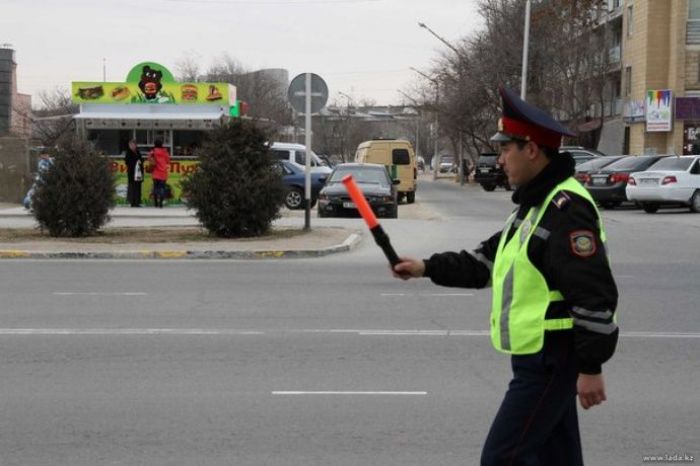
[626,155,700,213]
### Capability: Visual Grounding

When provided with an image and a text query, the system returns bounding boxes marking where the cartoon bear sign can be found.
[138,66,163,100]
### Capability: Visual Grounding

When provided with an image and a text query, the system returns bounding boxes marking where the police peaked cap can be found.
[490,87,576,150]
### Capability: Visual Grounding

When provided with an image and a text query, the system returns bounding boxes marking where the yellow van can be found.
[354,139,417,203]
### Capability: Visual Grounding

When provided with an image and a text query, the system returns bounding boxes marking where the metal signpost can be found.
[287,73,328,230]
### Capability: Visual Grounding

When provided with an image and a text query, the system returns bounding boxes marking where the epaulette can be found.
[551,191,572,210]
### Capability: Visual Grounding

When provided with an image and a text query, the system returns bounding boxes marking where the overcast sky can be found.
[2,0,483,107]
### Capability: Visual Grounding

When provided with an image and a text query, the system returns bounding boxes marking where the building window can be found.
[691,0,700,19]
[625,66,632,96]
[689,0,700,44]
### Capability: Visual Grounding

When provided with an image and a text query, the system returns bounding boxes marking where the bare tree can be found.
[175,52,202,82]
[199,53,292,127]
[410,0,612,159]
[30,87,78,146]
[314,100,377,162]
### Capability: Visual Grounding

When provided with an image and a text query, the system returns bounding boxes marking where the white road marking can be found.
[0,329,695,338]
[380,293,474,297]
[272,391,427,396]
[621,331,700,339]
[53,292,148,296]
[359,330,453,336]
[0,329,264,335]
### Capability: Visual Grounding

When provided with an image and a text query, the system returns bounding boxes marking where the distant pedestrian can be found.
[148,139,170,208]
[23,152,54,209]
[124,139,143,207]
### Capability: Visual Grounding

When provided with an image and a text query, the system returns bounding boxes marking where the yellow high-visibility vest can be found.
[490,177,607,354]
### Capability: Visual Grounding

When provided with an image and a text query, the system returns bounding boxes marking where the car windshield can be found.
[329,167,389,185]
[647,157,694,171]
[604,156,657,171]
[576,156,623,172]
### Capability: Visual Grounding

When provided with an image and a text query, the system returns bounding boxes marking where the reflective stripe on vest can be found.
[490,177,607,355]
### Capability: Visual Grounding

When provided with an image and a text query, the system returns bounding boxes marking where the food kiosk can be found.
[72,61,238,205]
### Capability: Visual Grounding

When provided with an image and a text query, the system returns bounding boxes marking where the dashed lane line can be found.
[0,329,696,338]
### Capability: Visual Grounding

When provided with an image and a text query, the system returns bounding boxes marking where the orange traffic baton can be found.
[342,174,401,266]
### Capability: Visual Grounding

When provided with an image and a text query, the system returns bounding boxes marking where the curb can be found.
[0,233,362,260]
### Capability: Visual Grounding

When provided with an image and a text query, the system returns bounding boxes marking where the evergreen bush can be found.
[181,120,285,237]
[32,137,115,237]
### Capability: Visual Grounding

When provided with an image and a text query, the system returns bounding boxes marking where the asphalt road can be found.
[0,178,698,465]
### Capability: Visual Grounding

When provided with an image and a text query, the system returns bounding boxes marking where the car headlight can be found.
[318,193,328,200]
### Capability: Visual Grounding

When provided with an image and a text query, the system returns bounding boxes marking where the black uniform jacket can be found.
[423,153,618,374]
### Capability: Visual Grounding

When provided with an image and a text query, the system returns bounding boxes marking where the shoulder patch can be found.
[569,230,597,257]
[551,191,572,210]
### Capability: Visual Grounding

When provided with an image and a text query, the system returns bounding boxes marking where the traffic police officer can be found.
[393,87,619,465]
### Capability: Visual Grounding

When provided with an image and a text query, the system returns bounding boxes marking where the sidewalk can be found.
[0,204,362,260]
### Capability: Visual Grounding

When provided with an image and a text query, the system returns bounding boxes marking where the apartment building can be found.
[0,46,32,139]
[621,0,700,155]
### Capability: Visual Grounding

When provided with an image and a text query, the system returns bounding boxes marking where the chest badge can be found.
[569,230,597,257]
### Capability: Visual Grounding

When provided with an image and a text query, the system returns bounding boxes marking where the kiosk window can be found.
[392,149,410,165]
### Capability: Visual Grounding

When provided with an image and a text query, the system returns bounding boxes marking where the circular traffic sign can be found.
[287,73,329,114]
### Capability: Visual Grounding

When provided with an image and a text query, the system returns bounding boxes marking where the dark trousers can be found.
[481,334,583,466]
[127,180,142,207]
[153,179,166,208]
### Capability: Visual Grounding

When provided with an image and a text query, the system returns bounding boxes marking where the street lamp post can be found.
[337,91,355,162]
[410,67,440,181]
[417,21,467,184]
[397,90,422,165]
[418,22,463,59]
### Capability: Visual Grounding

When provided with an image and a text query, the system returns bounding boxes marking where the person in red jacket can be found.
[148,139,170,208]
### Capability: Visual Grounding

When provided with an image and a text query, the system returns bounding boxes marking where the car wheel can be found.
[482,184,496,192]
[406,191,415,204]
[284,187,304,210]
[642,203,659,214]
[690,190,700,213]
